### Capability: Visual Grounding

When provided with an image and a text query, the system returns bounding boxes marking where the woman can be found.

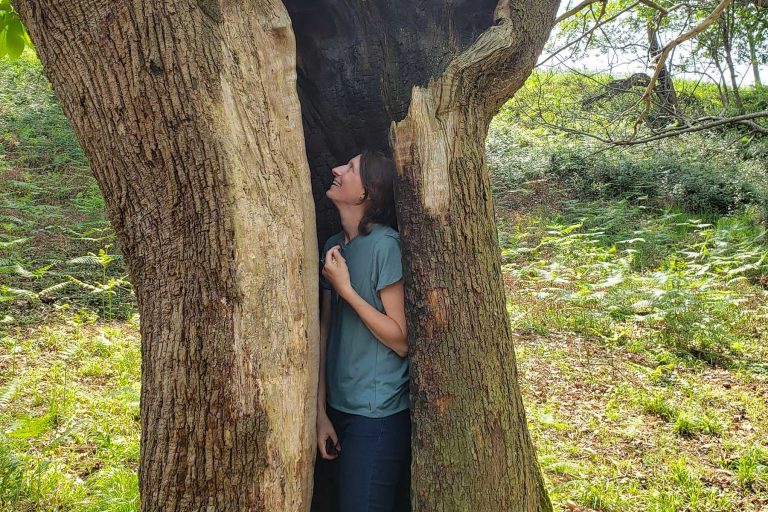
[315,149,410,512]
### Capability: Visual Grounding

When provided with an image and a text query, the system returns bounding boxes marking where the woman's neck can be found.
[337,204,367,244]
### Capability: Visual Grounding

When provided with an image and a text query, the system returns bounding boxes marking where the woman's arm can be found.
[317,289,332,413]
[321,244,408,357]
[340,280,408,358]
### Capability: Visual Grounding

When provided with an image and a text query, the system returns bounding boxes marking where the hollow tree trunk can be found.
[12,1,319,510]
[284,0,504,243]
[15,0,560,510]
[284,1,559,510]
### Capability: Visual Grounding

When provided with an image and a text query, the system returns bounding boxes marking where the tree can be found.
[12,0,559,510]
[512,0,768,145]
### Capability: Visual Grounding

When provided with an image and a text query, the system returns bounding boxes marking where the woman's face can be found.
[326,154,366,206]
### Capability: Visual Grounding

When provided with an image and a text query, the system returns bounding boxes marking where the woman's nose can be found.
[331,165,342,177]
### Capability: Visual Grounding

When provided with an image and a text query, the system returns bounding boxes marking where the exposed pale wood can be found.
[390,1,559,510]
[12,1,318,510]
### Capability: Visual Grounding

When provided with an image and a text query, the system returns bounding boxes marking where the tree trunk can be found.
[747,31,763,88]
[12,1,319,510]
[648,25,681,121]
[14,0,560,510]
[389,3,557,509]
[720,15,744,112]
[712,49,731,111]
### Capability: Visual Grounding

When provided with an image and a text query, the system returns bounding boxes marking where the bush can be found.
[544,146,764,215]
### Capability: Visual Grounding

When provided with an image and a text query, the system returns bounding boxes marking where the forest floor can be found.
[497,183,768,511]
[516,330,767,511]
[2,50,767,511]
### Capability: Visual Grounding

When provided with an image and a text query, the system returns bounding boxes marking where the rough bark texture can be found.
[389,2,559,510]
[15,0,560,509]
[12,1,318,510]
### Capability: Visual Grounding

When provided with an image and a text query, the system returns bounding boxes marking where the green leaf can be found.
[4,16,25,59]
[6,414,54,439]
[66,255,103,266]
[0,285,37,300]
[0,238,27,249]
[39,281,71,296]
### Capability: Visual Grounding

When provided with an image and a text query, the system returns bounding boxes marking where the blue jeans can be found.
[312,406,411,512]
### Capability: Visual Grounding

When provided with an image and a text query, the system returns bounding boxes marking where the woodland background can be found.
[1,1,767,510]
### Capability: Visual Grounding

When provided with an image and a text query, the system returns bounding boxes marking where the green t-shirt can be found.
[320,223,409,417]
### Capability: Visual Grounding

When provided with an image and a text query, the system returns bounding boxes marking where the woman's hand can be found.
[321,245,352,299]
[317,409,341,460]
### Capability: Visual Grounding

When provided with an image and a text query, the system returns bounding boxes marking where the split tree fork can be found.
[13,0,559,509]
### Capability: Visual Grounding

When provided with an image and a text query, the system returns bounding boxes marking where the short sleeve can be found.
[375,234,403,291]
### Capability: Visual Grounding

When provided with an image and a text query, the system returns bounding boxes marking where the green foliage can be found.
[731,446,768,491]
[1,52,136,324]
[494,71,767,509]
[0,5,33,61]
[548,148,763,215]
[0,321,141,511]
[502,200,768,366]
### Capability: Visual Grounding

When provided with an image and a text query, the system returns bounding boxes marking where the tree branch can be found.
[538,1,640,68]
[582,73,651,106]
[429,0,560,120]
[555,0,604,23]
[635,0,734,128]
[541,110,768,145]
[638,0,669,14]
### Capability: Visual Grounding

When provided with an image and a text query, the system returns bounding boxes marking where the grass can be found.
[1,51,140,511]
[0,317,141,511]
[1,50,133,326]
[502,192,768,510]
[2,50,767,510]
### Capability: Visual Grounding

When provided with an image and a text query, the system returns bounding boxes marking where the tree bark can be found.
[13,0,560,510]
[12,1,319,510]
[389,2,558,510]
[712,49,731,111]
[747,30,763,88]
[720,13,744,112]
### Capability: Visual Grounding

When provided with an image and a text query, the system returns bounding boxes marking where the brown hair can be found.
[357,149,398,235]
